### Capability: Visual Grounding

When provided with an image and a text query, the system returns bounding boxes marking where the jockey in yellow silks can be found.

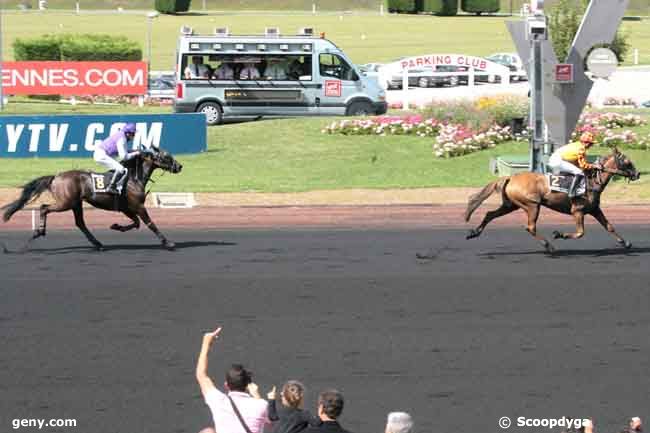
[548,131,601,197]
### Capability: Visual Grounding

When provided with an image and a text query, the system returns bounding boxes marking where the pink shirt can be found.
[205,389,269,433]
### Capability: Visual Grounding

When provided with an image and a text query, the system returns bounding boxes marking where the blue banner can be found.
[0,113,207,158]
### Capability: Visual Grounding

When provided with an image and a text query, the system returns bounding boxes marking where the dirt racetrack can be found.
[2,205,650,433]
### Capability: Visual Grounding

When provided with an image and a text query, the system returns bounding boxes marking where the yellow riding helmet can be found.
[580,131,595,144]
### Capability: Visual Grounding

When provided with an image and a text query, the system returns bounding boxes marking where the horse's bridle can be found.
[595,154,638,184]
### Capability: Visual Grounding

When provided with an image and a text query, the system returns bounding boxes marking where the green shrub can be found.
[13,34,142,62]
[14,35,61,60]
[460,0,499,14]
[387,0,417,13]
[419,0,458,15]
[60,34,142,61]
[155,0,192,14]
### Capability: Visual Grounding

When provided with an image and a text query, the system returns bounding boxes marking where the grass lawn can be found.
[2,102,650,196]
[2,11,649,69]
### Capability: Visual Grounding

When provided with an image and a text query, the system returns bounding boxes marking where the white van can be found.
[173,27,387,125]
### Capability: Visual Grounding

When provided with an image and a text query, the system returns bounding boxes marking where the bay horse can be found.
[2,147,182,251]
[465,148,640,253]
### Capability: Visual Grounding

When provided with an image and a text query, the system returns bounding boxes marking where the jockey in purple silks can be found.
[93,123,141,194]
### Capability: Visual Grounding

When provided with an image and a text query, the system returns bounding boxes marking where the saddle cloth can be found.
[546,173,585,196]
[91,171,124,195]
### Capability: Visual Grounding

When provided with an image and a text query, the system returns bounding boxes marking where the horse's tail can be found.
[2,175,54,222]
[464,177,509,222]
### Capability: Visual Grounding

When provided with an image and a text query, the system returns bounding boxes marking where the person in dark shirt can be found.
[301,390,352,433]
[267,380,319,433]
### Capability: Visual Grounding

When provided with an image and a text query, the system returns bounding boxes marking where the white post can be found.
[138,96,144,107]
[71,96,76,105]
[401,69,409,110]
[634,48,639,65]
[312,3,316,14]
[380,4,384,15]
[203,0,206,10]
[31,209,36,232]
[75,2,80,14]
[469,68,475,87]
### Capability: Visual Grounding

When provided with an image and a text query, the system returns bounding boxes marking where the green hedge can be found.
[387,0,417,12]
[155,0,192,14]
[419,0,458,15]
[60,35,142,61]
[13,34,142,61]
[14,35,61,61]
[461,0,499,14]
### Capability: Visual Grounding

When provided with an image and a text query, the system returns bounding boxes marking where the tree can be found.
[548,0,629,63]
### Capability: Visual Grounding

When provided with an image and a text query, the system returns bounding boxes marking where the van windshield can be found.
[319,53,358,81]
[181,53,313,81]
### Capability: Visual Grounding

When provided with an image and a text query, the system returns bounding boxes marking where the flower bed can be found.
[322,116,440,137]
[433,124,517,158]
[323,115,521,158]
[573,112,647,149]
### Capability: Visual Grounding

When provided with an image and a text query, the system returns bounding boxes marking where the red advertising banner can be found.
[0,61,148,95]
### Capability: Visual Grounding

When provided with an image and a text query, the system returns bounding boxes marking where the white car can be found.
[358,63,383,79]
[486,53,528,82]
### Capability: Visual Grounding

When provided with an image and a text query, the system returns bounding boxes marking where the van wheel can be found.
[197,102,223,126]
[346,101,374,116]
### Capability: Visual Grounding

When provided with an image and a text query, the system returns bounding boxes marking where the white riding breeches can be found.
[548,153,583,176]
[94,148,126,175]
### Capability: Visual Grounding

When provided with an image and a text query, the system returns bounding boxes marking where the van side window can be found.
[182,54,212,80]
[319,54,358,81]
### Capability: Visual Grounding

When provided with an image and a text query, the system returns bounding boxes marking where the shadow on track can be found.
[479,246,650,258]
[1,240,236,255]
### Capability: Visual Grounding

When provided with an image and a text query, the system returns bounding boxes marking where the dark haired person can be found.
[302,390,352,433]
[196,327,269,433]
[267,380,320,433]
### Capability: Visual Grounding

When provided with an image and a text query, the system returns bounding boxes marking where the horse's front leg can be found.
[590,207,632,249]
[553,212,585,241]
[110,209,141,233]
[136,206,175,250]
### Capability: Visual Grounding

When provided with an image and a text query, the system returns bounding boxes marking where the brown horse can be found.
[2,147,182,251]
[465,148,640,253]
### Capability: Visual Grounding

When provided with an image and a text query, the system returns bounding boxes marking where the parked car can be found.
[485,52,527,82]
[358,63,383,79]
[386,65,465,89]
[148,75,175,99]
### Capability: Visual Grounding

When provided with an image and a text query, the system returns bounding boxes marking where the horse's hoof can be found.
[466,230,477,240]
[621,240,632,249]
[94,244,105,252]
[110,223,122,231]
[544,243,556,255]
[164,241,176,251]
[552,230,563,240]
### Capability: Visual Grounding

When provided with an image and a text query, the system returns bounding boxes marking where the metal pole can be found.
[530,37,544,172]
[147,17,152,76]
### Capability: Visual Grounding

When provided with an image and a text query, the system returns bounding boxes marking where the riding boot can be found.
[568,174,584,198]
[107,170,123,194]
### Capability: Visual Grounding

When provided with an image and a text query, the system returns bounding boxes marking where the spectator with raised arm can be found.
[267,380,320,433]
[196,327,269,433]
